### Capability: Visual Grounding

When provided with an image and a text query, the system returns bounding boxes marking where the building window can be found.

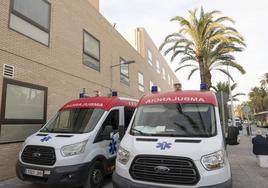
[138,72,144,92]
[0,78,47,124]
[11,0,50,31]
[83,30,100,71]
[147,49,153,66]
[168,74,171,85]
[9,0,51,45]
[156,60,160,73]
[120,58,129,85]
[158,87,161,92]
[162,68,166,80]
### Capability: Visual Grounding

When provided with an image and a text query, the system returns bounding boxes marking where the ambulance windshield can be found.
[130,103,216,137]
[40,108,105,133]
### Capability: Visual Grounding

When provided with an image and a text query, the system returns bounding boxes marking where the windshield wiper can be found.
[131,128,152,136]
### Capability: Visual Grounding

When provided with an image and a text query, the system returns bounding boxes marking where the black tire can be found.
[83,161,104,188]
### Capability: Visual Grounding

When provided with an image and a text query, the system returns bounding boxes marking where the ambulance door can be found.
[94,107,123,161]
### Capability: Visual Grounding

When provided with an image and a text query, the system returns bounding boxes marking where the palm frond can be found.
[214,16,235,24]
[188,68,199,80]
[212,68,235,82]
[210,86,218,92]
[233,93,246,98]
[230,83,238,90]
[174,64,197,72]
[170,50,185,62]
[170,16,191,28]
[179,55,197,64]
[163,45,185,56]
[164,33,182,41]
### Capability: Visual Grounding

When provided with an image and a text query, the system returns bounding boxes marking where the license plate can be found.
[25,169,44,177]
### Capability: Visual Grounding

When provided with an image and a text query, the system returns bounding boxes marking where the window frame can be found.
[10,0,51,33]
[130,103,217,137]
[0,78,48,124]
[147,49,153,66]
[138,72,144,92]
[120,57,130,85]
[94,109,120,142]
[83,30,101,72]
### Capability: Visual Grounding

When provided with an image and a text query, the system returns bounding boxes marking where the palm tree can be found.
[211,81,245,101]
[160,8,246,88]
[235,101,251,120]
[260,73,268,88]
[248,87,268,113]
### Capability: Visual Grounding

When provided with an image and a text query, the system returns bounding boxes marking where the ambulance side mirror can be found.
[118,125,125,140]
[103,125,113,140]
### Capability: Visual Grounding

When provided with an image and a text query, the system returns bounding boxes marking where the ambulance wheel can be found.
[84,161,104,188]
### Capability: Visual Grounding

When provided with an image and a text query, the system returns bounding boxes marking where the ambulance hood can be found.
[122,134,224,161]
[24,132,91,150]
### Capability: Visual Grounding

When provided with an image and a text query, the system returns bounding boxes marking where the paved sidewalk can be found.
[228,126,268,188]
[0,143,21,180]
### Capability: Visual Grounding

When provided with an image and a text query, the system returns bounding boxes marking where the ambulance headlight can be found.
[201,150,225,170]
[61,140,88,157]
[117,146,130,164]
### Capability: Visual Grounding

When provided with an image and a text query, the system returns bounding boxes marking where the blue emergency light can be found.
[151,86,158,93]
[79,88,86,98]
[200,83,208,90]
[112,91,118,96]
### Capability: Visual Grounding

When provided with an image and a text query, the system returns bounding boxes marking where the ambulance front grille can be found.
[21,145,56,166]
[130,155,200,185]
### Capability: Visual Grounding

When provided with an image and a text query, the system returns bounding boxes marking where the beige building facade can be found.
[0,0,179,144]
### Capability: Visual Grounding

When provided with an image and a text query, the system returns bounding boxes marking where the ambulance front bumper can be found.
[113,172,232,188]
[16,161,91,186]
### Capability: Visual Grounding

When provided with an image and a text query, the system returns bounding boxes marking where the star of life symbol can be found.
[109,138,117,154]
[156,142,172,150]
[40,136,52,142]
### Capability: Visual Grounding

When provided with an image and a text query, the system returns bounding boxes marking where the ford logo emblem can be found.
[32,152,41,158]
[154,166,170,173]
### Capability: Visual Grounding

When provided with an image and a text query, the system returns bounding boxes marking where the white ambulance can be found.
[113,88,239,188]
[16,95,138,188]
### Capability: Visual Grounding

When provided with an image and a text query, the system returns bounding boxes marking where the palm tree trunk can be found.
[198,58,206,85]
[205,71,212,88]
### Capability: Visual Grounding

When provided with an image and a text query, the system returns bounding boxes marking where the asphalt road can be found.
[0,175,112,188]
[0,124,267,188]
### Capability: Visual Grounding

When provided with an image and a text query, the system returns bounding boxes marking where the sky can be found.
[100,0,268,103]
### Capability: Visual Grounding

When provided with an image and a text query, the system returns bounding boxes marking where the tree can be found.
[235,101,251,120]
[212,81,244,125]
[211,81,245,101]
[248,87,268,113]
[260,73,268,88]
[160,8,246,88]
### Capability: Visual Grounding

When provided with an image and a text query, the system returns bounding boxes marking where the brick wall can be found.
[0,0,179,180]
